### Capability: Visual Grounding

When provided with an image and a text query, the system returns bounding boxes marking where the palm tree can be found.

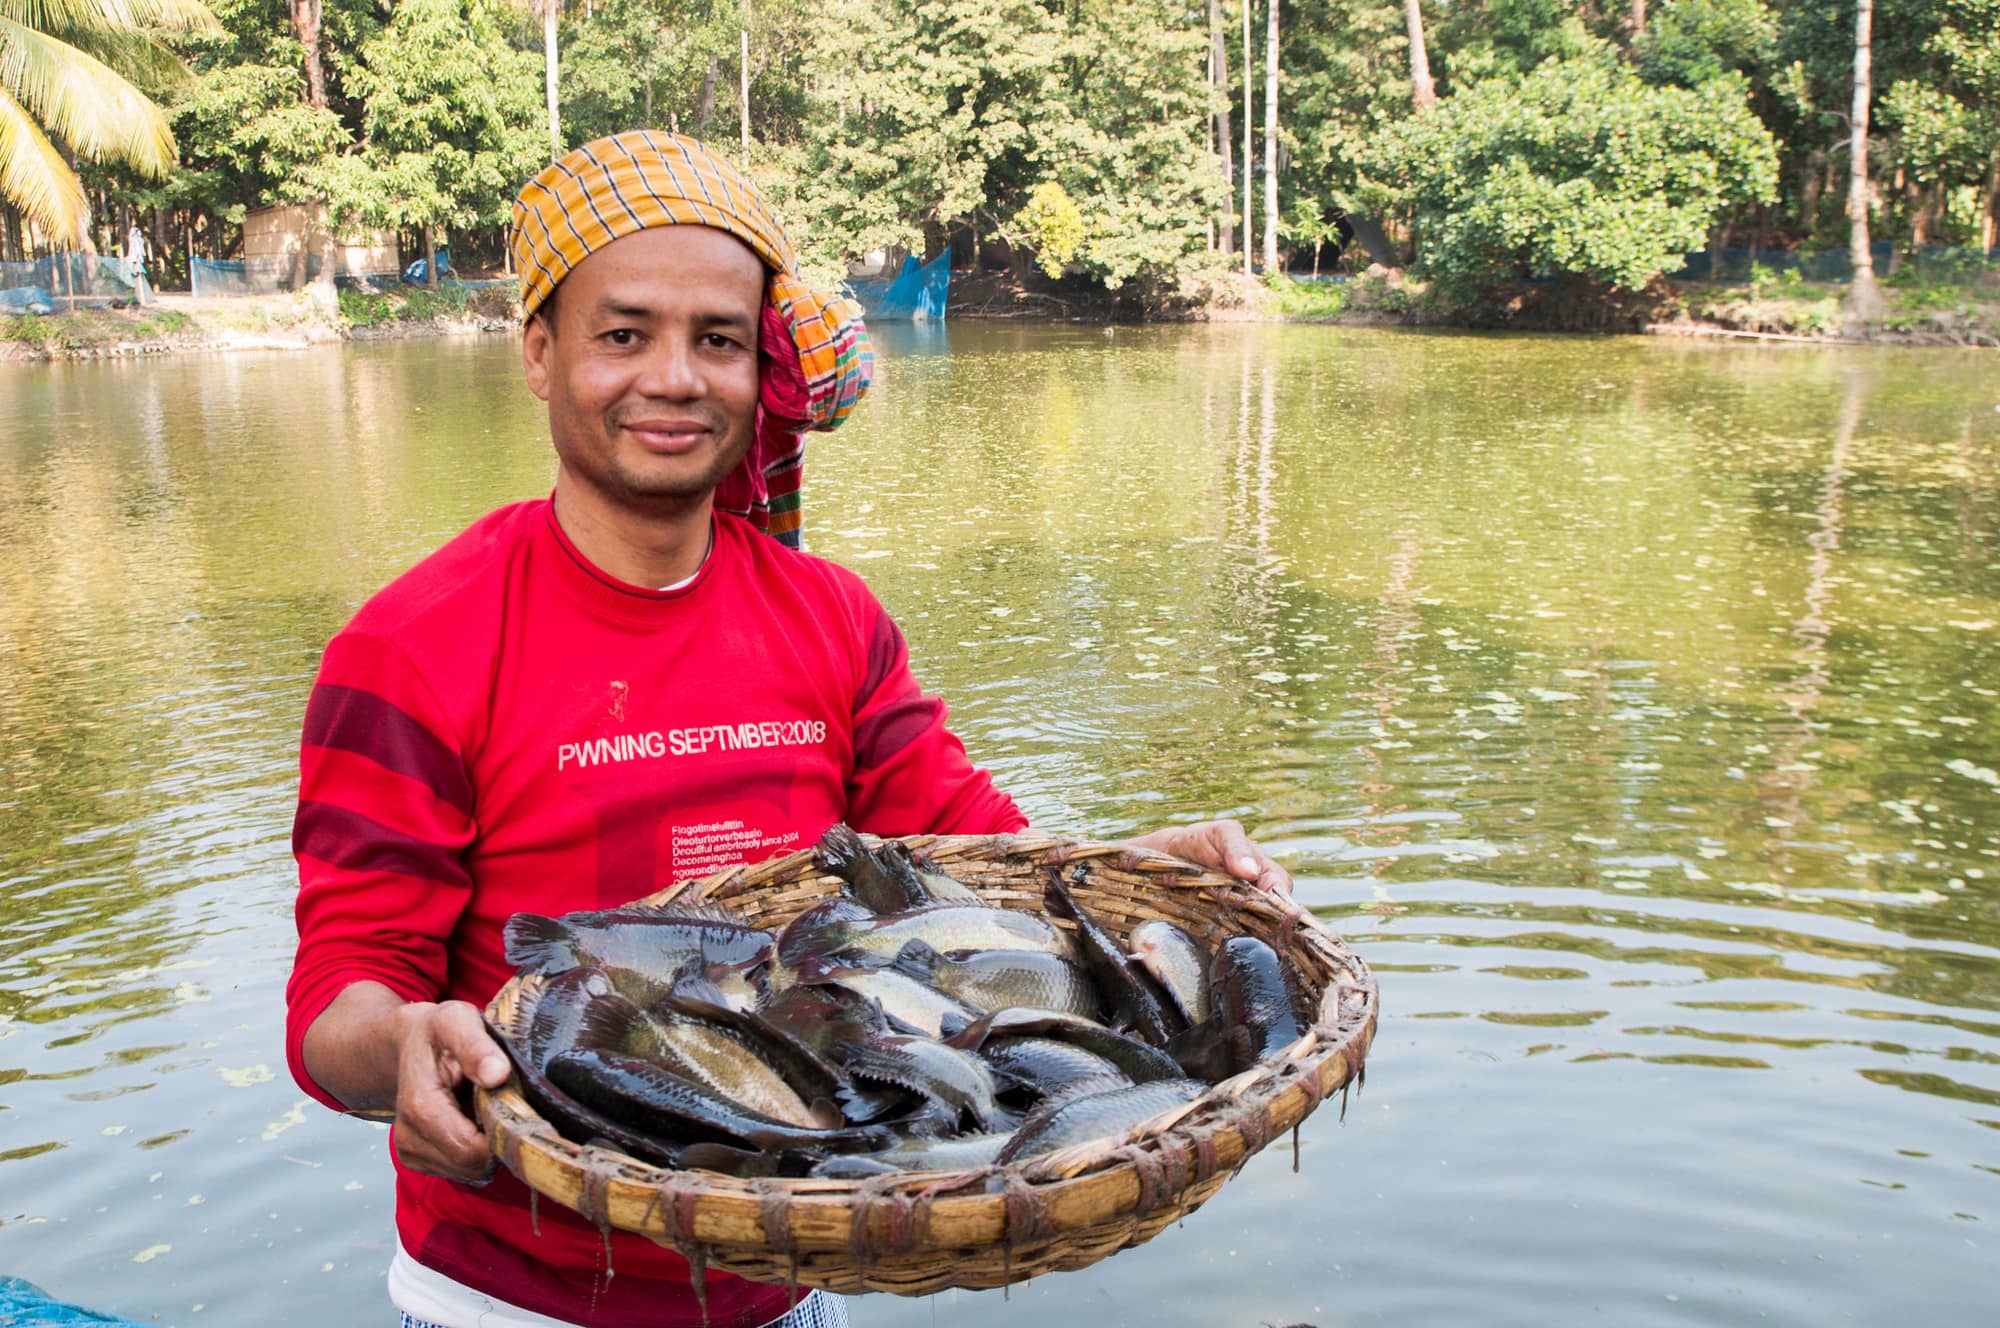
[0,0,217,246]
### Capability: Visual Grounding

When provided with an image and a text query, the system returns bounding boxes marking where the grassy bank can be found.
[1228,266,2000,345]
[1,283,520,360]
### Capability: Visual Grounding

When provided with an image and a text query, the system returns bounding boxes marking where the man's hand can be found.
[1126,819,1293,896]
[302,982,511,1185]
[390,1000,512,1183]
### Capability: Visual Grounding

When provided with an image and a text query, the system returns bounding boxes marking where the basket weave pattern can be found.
[477,832,1378,1296]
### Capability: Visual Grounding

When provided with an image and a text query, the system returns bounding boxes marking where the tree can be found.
[1282,195,1341,277]
[529,0,561,155]
[310,0,545,283]
[1210,0,1232,256]
[1404,0,1435,110]
[1262,0,1277,272]
[1846,0,1885,319]
[290,0,326,107]
[1366,55,1779,297]
[1,0,218,245]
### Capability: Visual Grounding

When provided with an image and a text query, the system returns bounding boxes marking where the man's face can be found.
[522,225,764,514]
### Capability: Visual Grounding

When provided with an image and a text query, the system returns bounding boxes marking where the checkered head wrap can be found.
[510,130,873,547]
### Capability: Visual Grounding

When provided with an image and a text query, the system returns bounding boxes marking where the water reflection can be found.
[0,329,1996,1324]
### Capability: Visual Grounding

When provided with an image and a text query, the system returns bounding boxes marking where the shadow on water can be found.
[1,327,1996,1324]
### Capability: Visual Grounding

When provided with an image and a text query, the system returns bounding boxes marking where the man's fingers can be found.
[393,1003,500,1182]
[432,1001,511,1089]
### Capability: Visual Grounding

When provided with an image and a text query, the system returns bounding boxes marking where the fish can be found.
[774,896,877,970]
[977,1036,1133,1098]
[488,969,685,1168]
[808,1131,1013,1178]
[838,1034,1016,1133]
[881,841,982,903]
[786,903,1077,966]
[1209,936,1306,1073]
[889,940,1101,1019]
[1128,920,1209,1027]
[1043,867,1183,1045]
[547,1048,894,1155]
[995,1078,1207,1163]
[942,1007,1186,1084]
[572,989,842,1129]
[815,823,929,913]
[504,902,773,1007]
[793,955,980,1039]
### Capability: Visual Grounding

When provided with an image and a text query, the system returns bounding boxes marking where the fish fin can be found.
[570,991,646,1052]
[503,914,576,972]
[805,1096,845,1130]
[939,1010,988,1049]
[840,1046,933,1098]
[679,1142,778,1177]
[1038,1072,1134,1107]
[651,899,755,927]
[888,938,944,981]
[814,822,872,873]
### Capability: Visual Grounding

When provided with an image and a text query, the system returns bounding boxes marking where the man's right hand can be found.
[390,1000,512,1183]
[301,982,512,1185]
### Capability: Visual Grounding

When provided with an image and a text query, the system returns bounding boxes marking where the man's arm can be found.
[288,630,495,1181]
[303,981,509,1183]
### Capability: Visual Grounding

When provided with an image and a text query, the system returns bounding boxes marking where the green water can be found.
[1,324,1995,1324]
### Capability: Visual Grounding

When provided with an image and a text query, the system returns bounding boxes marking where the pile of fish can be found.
[492,826,1310,1179]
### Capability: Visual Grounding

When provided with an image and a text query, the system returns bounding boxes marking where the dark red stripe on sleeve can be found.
[853,692,944,772]
[302,683,474,815]
[856,609,904,714]
[294,800,472,889]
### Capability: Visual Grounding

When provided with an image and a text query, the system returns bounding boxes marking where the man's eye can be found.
[702,333,740,349]
[604,329,638,346]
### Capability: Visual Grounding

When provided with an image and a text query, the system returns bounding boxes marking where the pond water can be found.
[1,324,1995,1325]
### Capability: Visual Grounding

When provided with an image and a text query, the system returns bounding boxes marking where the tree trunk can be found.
[1846,0,1885,321]
[1800,149,1823,229]
[1262,0,1278,274]
[740,6,750,151]
[698,57,719,135]
[543,5,561,157]
[1979,152,1999,255]
[1404,0,1436,111]
[1628,0,1645,56]
[1211,0,1233,257]
[423,226,437,288]
[290,0,327,108]
[1241,0,1252,273]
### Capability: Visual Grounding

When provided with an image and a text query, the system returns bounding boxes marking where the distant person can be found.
[124,223,150,306]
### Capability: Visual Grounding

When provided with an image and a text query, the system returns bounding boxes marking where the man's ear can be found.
[522,313,554,402]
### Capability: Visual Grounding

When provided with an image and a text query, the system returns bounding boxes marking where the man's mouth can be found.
[620,418,714,453]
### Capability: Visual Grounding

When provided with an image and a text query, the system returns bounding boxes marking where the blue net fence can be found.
[0,254,141,308]
[1670,243,1998,283]
[844,253,950,320]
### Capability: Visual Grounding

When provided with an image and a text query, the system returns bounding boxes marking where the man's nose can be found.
[635,338,703,400]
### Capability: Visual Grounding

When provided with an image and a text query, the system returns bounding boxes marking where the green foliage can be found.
[1638,0,1778,88]
[1366,57,1780,296]
[1014,181,1086,278]
[1264,272,1349,318]
[308,0,545,238]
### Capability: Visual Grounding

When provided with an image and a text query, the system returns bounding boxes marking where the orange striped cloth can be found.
[510,131,872,547]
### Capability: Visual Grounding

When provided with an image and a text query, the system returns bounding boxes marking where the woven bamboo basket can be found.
[476,831,1377,1297]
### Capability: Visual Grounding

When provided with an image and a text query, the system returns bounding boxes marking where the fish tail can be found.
[814,822,871,876]
[503,914,578,972]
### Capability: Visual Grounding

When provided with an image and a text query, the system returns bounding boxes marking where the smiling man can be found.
[285,131,1291,1328]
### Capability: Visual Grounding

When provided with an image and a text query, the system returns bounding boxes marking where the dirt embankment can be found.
[1,285,519,362]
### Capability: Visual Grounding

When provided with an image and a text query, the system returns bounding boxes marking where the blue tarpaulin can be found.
[845,253,949,321]
[0,287,56,315]
[0,1276,151,1326]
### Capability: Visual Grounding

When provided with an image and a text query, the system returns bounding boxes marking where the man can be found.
[286,131,1291,1328]
[124,221,150,306]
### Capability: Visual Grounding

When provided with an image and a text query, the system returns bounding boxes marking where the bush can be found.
[1364,56,1779,300]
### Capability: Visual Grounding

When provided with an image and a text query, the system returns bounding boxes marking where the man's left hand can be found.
[1125,819,1293,896]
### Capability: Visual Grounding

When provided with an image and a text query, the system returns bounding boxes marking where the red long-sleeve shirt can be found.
[286,500,1025,1327]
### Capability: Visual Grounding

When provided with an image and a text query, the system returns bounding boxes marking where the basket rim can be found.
[476,830,1378,1275]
